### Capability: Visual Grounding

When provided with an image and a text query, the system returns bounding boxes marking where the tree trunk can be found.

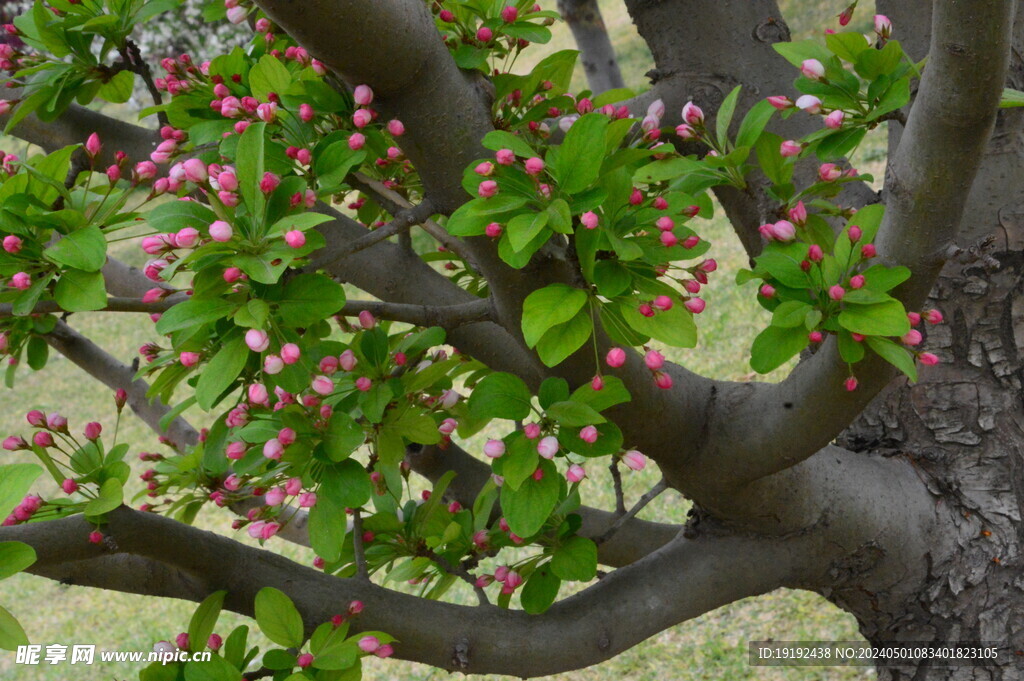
[830,5,1024,677]
[557,0,625,93]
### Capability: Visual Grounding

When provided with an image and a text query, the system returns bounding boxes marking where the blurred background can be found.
[0,0,885,678]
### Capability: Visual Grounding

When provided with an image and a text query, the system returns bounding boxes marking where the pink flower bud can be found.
[848,274,865,289]
[901,329,922,346]
[83,422,102,440]
[226,5,247,23]
[209,220,232,242]
[339,349,357,371]
[644,350,664,370]
[767,95,793,110]
[685,297,706,314]
[180,352,200,367]
[263,438,284,460]
[2,436,26,451]
[808,330,824,343]
[919,352,939,366]
[85,133,102,157]
[106,165,121,183]
[818,163,842,182]
[256,102,277,123]
[653,295,674,311]
[355,376,372,392]
[824,110,845,129]
[181,158,207,184]
[523,423,541,439]
[2,235,22,254]
[26,410,45,427]
[579,425,598,443]
[620,450,645,472]
[580,211,599,229]
[353,84,373,106]
[795,95,822,114]
[848,225,863,242]
[33,431,53,448]
[358,636,381,653]
[207,634,223,651]
[295,652,313,668]
[348,132,366,150]
[62,478,78,494]
[654,372,673,390]
[800,59,826,80]
[283,229,306,249]
[223,267,243,283]
[484,439,505,458]
[606,347,626,368]
[844,376,858,391]
[566,464,586,483]
[311,375,334,395]
[223,474,241,491]
[681,101,704,125]
[828,285,846,301]
[505,570,523,589]
[476,26,493,42]
[248,383,269,406]
[478,180,498,198]
[807,244,824,262]
[265,487,286,506]
[259,172,280,193]
[780,140,802,157]
[861,244,877,258]
[772,220,796,241]
[874,14,892,38]
[524,157,544,175]
[475,161,494,176]
[226,442,246,459]
[537,435,559,459]
[485,222,502,238]
[675,124,696,140]
[923,309,943,325]
[245,329,269,352]
[660,231,678,247]
[10,272,30,290]
[357,310,376,329]
[501,5,518,22]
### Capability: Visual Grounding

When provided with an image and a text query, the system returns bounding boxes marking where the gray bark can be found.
[557,0,626,93]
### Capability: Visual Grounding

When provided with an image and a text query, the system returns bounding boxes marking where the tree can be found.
[0,0,1019,679]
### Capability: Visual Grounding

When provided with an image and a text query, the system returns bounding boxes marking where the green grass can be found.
[0,1,883,679]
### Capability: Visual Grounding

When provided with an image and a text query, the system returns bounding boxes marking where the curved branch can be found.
[1,507,819,677]
[700,0,1015,487]
[315,200,436,270]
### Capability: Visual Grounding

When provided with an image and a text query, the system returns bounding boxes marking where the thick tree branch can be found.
[557,0,625,94]
[1,507,819,677]
[700,0,1015,489]
[0,85,159,166]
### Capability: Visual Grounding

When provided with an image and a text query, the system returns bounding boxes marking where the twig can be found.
[351,509,369,580]
[595,479,669,546]
[609,460,626,515]
[348,172,480,269]
[123,40,168,127]
[0,294,186,318]
[424,548,490,606]
[242,667,274,680]
[319,200,435,269]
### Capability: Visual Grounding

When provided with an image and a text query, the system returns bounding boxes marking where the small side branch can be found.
[318,200,435,269]
[351,509,369,580]
[341,298,493,329]
[423,548,490,606]
[609,459,626,515]
[595,479,668,546]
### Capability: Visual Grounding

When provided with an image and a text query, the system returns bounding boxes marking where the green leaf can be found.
[500,459,560,537]
[237,122,267,224]
[716,85,741,147]
[0,542,36,581]
[187,591,226,654]
[314,142,364,189]
[183,656,240,681]
[54,269,107,312]
[545,401,605,427]
[750,325,809,373]
[146,199,218,233]
[44,225,106,271]
[861,264,910,292]
[156,299,237,335]
[838,300,910,337]
[619,303,697,348]
[1000,87,1024,108]
[555,113,610,193]
[773,40,832,69]
[0,465,41,518]
[26,336,48,371]
[866,336,918,381]
[520,565,561,614]
[323,412,365,462]
[826,31,871,62]
[837,330,865,363]
[500,433,540,491]
[249,55,293,101]
[538,377,570,410]
[536,311,593,367]
[521,284,588,348]
[254,587,305,648]
[98,70,135,103]
[570,375,631,412]
[277,273,346,327]
[735,99,775,149]
[771,300,813,328]
[507,210,549,252]
[322,459,372,508]
[0,605,28,650]
[446,196,529,236]
[481,130,535,158]
[195,336,248,410]
[551,536,597,581]
[85,478,123,516]
[468,372,533,421]
[308,492,346,562]
[815,127,866,161]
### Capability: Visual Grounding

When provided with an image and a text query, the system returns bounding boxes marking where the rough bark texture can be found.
[823,3,1024,679]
